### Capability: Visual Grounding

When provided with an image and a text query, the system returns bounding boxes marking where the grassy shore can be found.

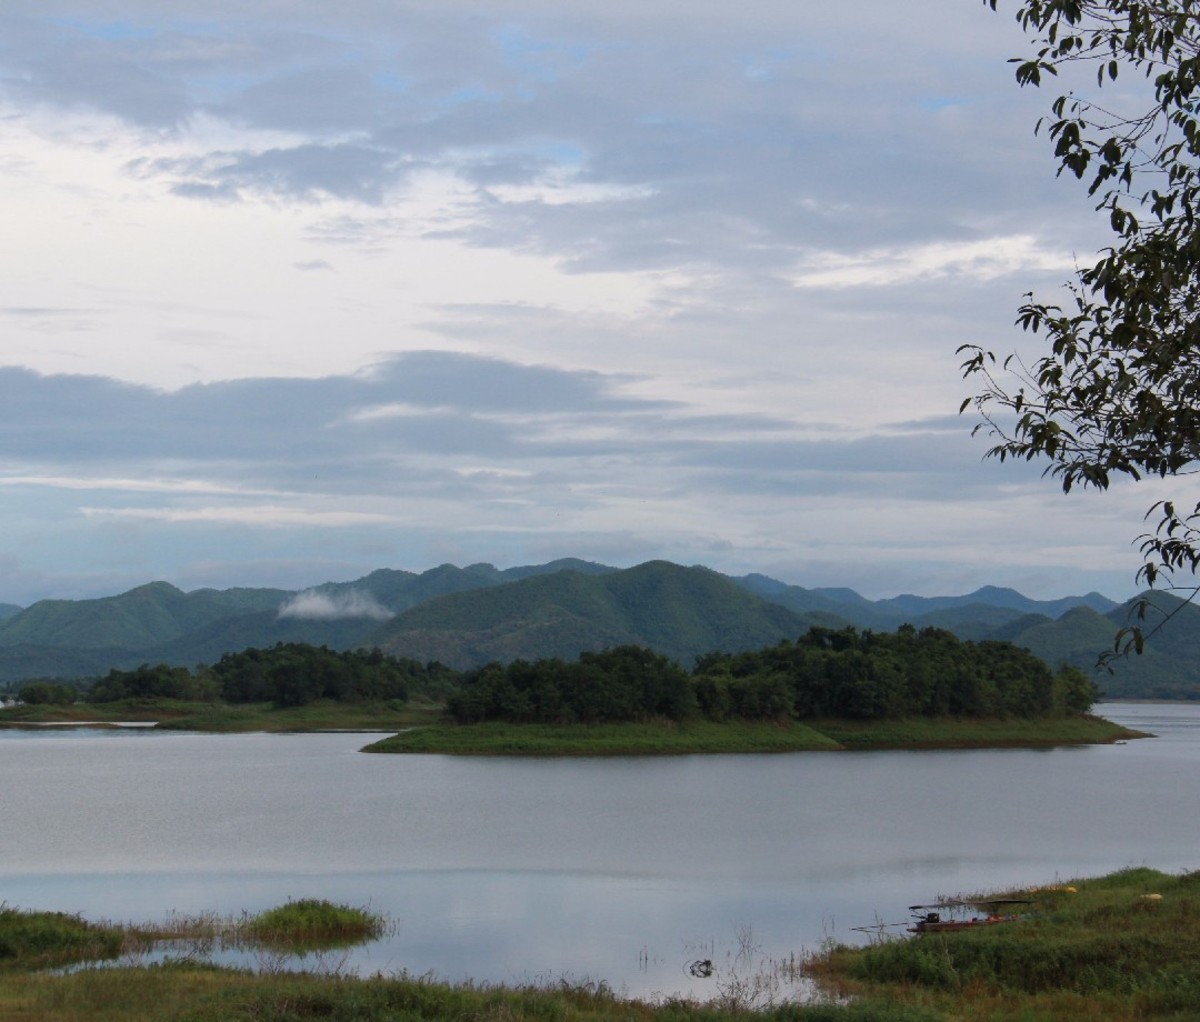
[363,719,845,755]
[804,866,1200,1020]
[0,698,444,732]
[2,869,1197,1021]
[0,700,1143,752]
[363,713,1141,755]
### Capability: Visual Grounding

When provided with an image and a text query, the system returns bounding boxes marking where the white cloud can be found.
[0,474,274,496]
[790,236,1079,290]
[277,589,394,621]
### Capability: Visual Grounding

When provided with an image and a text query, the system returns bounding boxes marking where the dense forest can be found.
[25,644,457,708]
[15,626,1097,724]
[447,625,1097,724]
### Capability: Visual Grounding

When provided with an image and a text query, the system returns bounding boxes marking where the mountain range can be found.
[0,559,1194,699]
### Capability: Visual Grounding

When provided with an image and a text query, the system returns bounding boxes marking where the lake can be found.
[0,702,1196,1001]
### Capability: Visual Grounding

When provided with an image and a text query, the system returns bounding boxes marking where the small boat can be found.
[907,897,1033,934]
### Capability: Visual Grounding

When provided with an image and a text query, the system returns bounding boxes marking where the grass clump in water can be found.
[241,900,383,951]
[0,907,123,969]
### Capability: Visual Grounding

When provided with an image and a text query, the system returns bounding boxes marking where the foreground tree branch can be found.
[963,0,1200,657]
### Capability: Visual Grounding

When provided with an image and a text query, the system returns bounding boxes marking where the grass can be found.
[809,713,1140,750]
[804,866,1200,1020]
[0,964,935,1022]
[0,699,202,725]
[1,700,1139,751]
[0,907,123,970]
[152,699,434,733]
[362,719,845,755]
[0,699,443,733]
[363,714,1141,756]
[241,900,384,950]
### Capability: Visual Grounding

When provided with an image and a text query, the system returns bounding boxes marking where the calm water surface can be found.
[0,702,1196,1000]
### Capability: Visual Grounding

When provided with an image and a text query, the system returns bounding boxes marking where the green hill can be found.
[994,596,1200,699]
[370,561,807,669]
[0,560,1196,699]
[0,582,289,651]
[305,559,615,613]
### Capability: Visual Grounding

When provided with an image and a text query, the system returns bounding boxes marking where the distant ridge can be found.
[371,561,807,669]
[0,559,1191,699]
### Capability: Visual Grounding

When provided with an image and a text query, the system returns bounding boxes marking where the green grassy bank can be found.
[806,866,1200,1021]
[0,698,443,733]
[363,713,1140,755]
[0,701,1139,752]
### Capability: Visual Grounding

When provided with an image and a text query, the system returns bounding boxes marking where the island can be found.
[0,627,1146,753]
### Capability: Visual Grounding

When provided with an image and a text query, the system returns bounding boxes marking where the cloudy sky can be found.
[0,0,1160,606]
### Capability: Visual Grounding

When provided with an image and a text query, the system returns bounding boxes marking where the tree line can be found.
[446,625,1097,724]
[67,644,455,709]
[15,626,1098,721]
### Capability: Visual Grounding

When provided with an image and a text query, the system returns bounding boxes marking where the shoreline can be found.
[362,714,1144,756]
[0,701,1147,755]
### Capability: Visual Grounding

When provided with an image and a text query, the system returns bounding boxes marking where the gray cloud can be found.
[0,3,1150,604]
[0,2,1090,276]
[0,351,1035,502]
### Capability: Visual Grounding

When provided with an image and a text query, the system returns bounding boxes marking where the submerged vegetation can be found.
[2,869,1198,1020]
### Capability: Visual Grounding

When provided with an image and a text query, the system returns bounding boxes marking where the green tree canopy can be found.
[962,0,1200,649]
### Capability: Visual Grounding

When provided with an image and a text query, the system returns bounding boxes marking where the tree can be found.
[961,0,1200,652]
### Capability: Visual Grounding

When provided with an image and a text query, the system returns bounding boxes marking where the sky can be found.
[0,0,1165,606]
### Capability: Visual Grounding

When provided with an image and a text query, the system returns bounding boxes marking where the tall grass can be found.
[5,967,940,1022]
[0,907,123,969]
[806,867,1200,1019]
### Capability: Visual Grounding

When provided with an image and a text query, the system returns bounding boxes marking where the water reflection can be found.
[0,702,1195,1001]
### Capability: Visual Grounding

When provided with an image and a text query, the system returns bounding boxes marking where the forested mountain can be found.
[308,558,614,613]
[1007,595,1200,700]
[370,561,810,669]
[0,558,1191,699]
[0,582,289,650]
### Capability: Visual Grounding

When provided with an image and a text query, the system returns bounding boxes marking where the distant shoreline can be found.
[0,700,1147,754]
[362,714,1144,756]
